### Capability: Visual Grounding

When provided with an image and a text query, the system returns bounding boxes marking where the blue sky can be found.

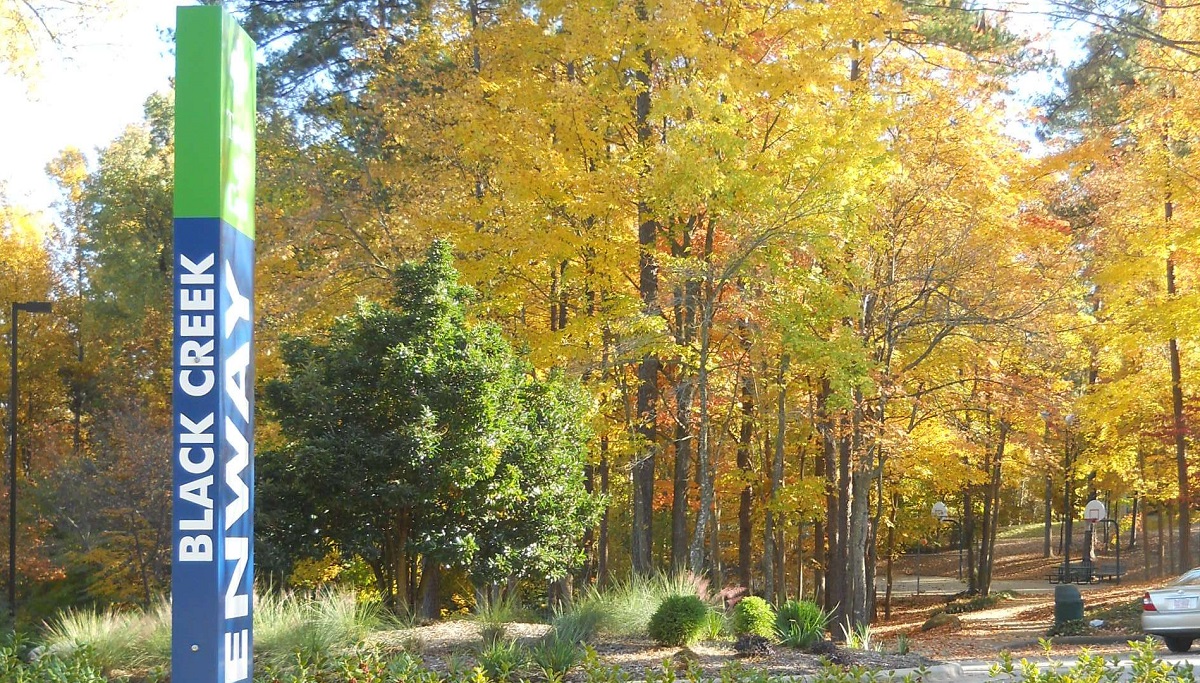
[0,1,184,213]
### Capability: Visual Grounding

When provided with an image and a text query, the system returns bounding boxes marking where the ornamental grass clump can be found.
[555,572,711,641]
[530,629,585,681]
[476,636,527,683]
[732,596,776,639]
[42,599,172,674]
[775,599,830,649]
[648,594,710,647]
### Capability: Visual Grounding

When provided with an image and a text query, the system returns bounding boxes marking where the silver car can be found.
[1143,568,1200,652]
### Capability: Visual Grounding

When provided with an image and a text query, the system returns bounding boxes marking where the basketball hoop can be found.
[932,501,949,522]
[1084,499,1106,524]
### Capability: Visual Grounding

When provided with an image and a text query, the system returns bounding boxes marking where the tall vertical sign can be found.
[172,6,256,683]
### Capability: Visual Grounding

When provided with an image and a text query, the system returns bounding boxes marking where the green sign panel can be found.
[174,5,256,238]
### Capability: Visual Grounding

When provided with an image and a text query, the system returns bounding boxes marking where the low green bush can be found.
[991,638,1195,682]
[943,590,1014,615]
[648,594,710,647]
[553,573,711,641]
[1045,619,1090,637]
[531,630,584,681]
[732,597,776,639]
[775,599,829,649]
[0,648,108,683]
[699,608,727,641]
[477,637,527,683]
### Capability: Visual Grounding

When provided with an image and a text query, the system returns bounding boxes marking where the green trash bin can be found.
[1054,584,1084,625]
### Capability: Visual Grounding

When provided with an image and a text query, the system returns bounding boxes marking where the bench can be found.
[1045,564,1124,584]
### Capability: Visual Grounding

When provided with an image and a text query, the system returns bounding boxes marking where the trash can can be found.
[1054,584,1084,625]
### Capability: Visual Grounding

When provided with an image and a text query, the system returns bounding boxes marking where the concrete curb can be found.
[882,663,966,681]
[783,663,964,682]
[997,634,1142,650]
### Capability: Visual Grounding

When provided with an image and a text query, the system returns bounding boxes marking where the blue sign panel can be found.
[173,6,256,682]
[172,219,255,683]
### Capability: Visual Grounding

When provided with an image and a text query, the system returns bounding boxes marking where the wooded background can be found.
[2,0,1200,632]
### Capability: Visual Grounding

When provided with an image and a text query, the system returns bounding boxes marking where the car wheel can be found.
[1165,636,1194,653]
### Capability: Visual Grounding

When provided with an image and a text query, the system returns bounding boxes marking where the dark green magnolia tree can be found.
[259,241,598,616]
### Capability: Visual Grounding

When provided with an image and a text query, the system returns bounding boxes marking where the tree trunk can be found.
[797,518,805,600]
[128,513,152,608]
[1157,503,1165,577]
[418,556,441,621]
[736,330,755,588]
[817,381,839,621]
[1143,497,1151,578]
[631,0,659,577]
[672,376,695,573]
[829,428,851,636]
[688,217,717,574]
[964,488,977,592]
[764,355,789,603]
[1128,497,1138,551]
[582,464,596,582]
[710,503,722,582]
[671,228,696,573]
[848,468,871,629]
[1062,434,1075,574]
[599,444,610,586]
[1168,504,1176,571]
[1168,249,1191,573]
[813,469,827,606]
[978,422,1007,595]
[1044,473,1053,558]
[549,575,573,612]
[884,493,898,619]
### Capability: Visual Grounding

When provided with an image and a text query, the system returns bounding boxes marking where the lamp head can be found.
[16,302,52,314]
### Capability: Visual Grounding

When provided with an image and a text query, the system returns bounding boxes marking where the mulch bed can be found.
[375,620,939,679]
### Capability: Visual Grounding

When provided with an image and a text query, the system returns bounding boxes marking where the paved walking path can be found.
[877,575,1118,596]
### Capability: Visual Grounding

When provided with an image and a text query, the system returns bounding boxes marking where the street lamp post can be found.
[8,301,52,623]
[933,502,964,582]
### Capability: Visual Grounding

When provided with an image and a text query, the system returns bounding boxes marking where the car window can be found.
[1170,568,1200,585]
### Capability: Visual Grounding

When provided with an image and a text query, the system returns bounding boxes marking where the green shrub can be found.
[732,597,776,638]
[530,630,584,681]
[476,637,527,682]
[553,573,711,640]
[481,623,509,648]
[647,594,710,647]
[1045,619,1090,637]
[699,608,727,641]
[944,590,1014,615]
[990,638,1195,682]
[775,599,829,649]
[0,643,107,683]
